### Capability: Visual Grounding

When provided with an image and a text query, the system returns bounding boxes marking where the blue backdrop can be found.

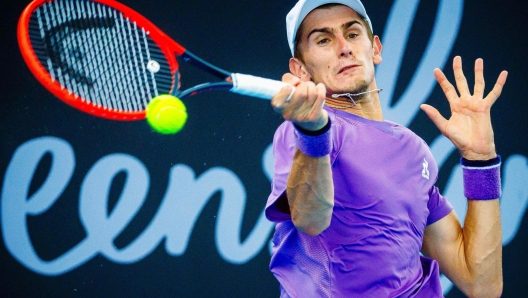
[1,0,527,297]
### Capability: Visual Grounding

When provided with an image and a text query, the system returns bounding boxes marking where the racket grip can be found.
[230,73,295,101]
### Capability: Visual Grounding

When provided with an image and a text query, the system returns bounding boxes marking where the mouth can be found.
[337,64,359,75]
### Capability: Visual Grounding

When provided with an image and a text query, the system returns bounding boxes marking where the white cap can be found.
[286,0,373,56]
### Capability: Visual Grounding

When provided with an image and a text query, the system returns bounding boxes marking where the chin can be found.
[342,84,369,95]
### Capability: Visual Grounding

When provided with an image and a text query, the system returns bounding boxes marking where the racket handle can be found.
[230,73,295,101]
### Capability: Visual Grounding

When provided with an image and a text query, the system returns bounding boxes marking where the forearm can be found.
[460,199,503,297]
[458,155,503,297]
[287,149,334,236]
[422,157,503,297]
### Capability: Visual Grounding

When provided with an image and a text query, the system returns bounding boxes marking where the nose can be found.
[336,35,352,57]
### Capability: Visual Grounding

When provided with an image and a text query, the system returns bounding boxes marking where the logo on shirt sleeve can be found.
[422,158,430,180]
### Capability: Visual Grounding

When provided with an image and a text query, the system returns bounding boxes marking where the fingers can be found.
[434,68,458,103]
[271,73,302,112]
[484,70,508,105]
[286,82,324,122]
[297,83,328,131]
[271,85,294,112]
[315,83,327,110]
[453,56,470,97]
[437,57,508,105]
[284,82,318,120]
[420,104,448,135]
[271,73,328,130]
[304,83,326,121]
[473,58,485,98]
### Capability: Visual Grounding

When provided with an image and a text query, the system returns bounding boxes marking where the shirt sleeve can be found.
[265,122,296,222]
[426,185,453,226]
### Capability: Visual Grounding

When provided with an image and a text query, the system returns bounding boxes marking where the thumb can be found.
[271,85,294,110]
[420,104,448,134]
[282,73,302,86]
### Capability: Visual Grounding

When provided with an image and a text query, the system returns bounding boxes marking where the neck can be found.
[325,89,384,121]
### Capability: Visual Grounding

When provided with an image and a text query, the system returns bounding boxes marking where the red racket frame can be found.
[17,0,186,120]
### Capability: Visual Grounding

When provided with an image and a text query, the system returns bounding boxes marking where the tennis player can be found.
[266,0,507,297]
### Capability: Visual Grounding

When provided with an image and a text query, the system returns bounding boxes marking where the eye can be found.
[347,33,359,39]
[317,38,330,45]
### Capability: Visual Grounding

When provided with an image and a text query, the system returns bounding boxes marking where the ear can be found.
[372,35,382,65]
[289,58,312,81]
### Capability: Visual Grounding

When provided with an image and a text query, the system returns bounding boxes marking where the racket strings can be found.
[28,0,174,112]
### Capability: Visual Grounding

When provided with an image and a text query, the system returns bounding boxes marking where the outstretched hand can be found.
[420,56,508,160]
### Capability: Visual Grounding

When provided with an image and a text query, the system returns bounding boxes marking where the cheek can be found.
[304,60,328,79]
[365,46,375,60]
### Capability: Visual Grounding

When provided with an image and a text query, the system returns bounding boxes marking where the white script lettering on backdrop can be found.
[2,136,274,275]
[2,0,527,295]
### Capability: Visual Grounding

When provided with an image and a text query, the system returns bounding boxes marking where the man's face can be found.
[292,5,382,96]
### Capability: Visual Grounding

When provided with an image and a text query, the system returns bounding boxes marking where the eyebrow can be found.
[306,20,362,40]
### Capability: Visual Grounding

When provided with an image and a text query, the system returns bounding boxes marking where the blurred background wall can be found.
[1,0,527,296]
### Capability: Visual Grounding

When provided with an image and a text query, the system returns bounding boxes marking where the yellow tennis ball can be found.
[146,94,187,134]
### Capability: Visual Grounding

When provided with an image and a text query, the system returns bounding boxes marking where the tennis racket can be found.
[17,0,292,120]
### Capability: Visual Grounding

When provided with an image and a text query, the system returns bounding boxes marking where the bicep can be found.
[422,210,471,287]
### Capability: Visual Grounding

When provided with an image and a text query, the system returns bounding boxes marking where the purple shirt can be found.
[266,107,453,297]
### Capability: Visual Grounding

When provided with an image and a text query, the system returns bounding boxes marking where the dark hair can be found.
[293,4,374,61]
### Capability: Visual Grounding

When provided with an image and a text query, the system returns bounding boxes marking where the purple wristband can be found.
[294,121,332,158]
[461,156,502,200]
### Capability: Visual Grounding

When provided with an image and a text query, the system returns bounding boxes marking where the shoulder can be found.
[387,120,431,147]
